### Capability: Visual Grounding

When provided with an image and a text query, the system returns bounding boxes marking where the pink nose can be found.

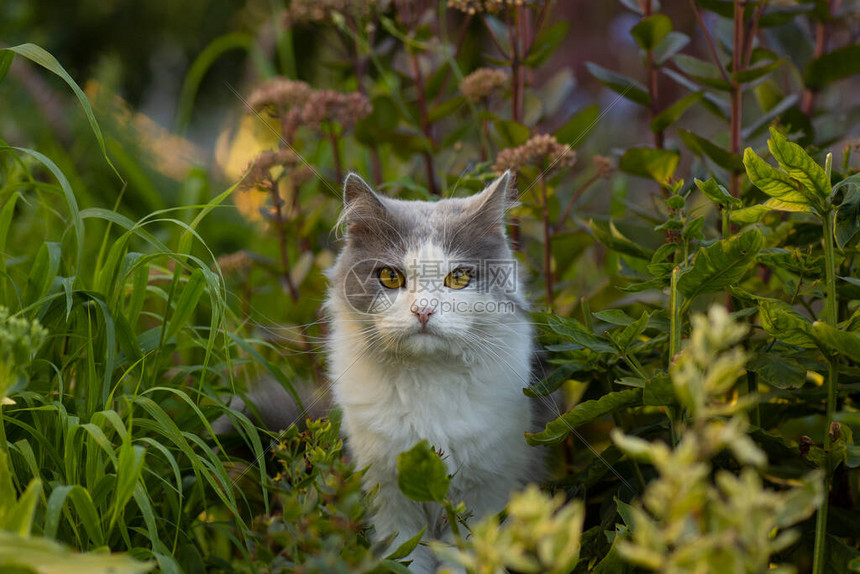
[412,306,435,327]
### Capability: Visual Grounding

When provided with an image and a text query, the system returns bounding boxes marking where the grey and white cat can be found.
[325,172,538,572]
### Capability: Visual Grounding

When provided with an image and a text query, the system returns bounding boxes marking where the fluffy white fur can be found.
[326,174,536,572]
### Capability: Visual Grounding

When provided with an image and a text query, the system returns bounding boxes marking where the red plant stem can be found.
[508,6,523,123]
[742,0,767,68]
[408,50,439,195]
[729,0,746,199]
[555,173,600,233]
[350,21,383,184]
[801,0,837,116]
[642,0,663,149]
[686,0,732,85]
[541,174,554,308]
[269,178,299,302]
[326,124,344,183]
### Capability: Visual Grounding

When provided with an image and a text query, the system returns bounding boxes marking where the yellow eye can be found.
[445,268,471,290]
[378,267,405,289]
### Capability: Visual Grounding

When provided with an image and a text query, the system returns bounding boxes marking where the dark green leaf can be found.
[588,219,655,260]
[643,374,677,407]
[834,187,860,249]
[494,119,530,147]
[385,527,426,560]
[397,440,450,503]
[758,299,818,348]
[631,14,672,52]
[804,44,860,89]
[654,32,690,65]
[732,59,785,83]
[524,21,569,67]
[619,147,679,182]
[677,229,763,300]
[525,362,586,398]
[0,52,13,85]
[585,62,652,106]
[678,130,743,171]
[547,315,616,354]
[594,309,636,326]
[651,91,703,133]
[674,54,731,91]
[555,104,600,147]
[812,322,860,362]
[694,178,741,208]
[525,389,642,446]
[610,311,649,353]
[747,353,807,389]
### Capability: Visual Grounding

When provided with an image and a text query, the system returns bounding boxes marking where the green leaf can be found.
[767,127,831,198]
[547,315,615,354]
[585,62,652,106]
[524,21,569,67]
[524,362,586,398]
[758,299,818,348]
[694,178,741,208]
[555,104,600,147]
[0,531,152,573]
[1,44,121,182]
[743,148,814,205]
[747,353,807,389]
[165,269,206,340]
[732,58,785,83]
[619,147,679,182]
[804,44,860,90]
[643,374,677,407]
[526,389,642,446]
[385,527,426,560]
[654,31,689,65]
[678,130,743,171]
[397,441,450,503]
[651,91,703,133]
[730,198,814,223]
[3,478,41,536]
[0,52,13,85]
[677,229,763,300]
[674,54,731,91]
[588,220,655,260]
[812,322,860,362]
[610,311,649,353]
[494,119,530,148]
[834,187,860,249]
[631,14,672,52]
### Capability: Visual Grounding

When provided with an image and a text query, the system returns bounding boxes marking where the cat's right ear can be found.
[342,173,387,234]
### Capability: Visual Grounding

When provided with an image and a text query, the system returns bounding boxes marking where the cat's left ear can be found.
[469,170,515,230]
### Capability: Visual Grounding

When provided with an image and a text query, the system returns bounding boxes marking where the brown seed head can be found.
[459,68,508,102]
[447,0,544,14]
[300,90,372,130]
[285,0,390,25]
[247,77,312,111]
[492,133,576,174]
[592,155,614,180]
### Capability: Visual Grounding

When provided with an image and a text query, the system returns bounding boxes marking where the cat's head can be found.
[326,172,527,360]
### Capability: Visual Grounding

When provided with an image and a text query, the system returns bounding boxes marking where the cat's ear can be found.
[342,173,387,234]
[468,170,515,230]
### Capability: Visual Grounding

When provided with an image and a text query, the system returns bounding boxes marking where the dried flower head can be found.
[592,155,614,180]
[240,148,302,191]
[447,0,544,15]
[217,251,253,276]
[285,0,390,25]
[300,90,372,130]
[247,78,313,111]
[493,133,576,173]
[460,68,509,102]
